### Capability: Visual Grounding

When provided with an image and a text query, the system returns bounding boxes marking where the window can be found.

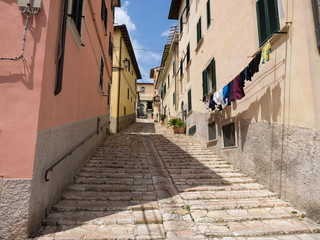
[256,0,280,46]
[173,92,176,106]
[101,0,108,33]
[206,0,211,28]
[202,58,216,96]
[124,106,126,116]
[180,15,183,34]
[186,0,190,16]
[168,74,170,86]
[180,59,183,76]
[141,86,145,93]
[99,54,104,90]
[188,89,192,112]
[127,87,129,100]
[164,83,167,96]
[197,17,202,44]
[173,60,176,76]
[222,123,236,147]
[107,82,110,105]
[71,0,84,35]
[186,43,190,65]
[208,122,216,141]
[109,34,113,56]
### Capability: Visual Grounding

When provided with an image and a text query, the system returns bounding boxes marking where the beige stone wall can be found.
[172,0,320,223]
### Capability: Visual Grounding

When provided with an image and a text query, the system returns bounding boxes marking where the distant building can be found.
[0,0,120,238]
[137,82,154,119]
[167,0,320,223]
[150,67,161,121]
[110,25,142,133]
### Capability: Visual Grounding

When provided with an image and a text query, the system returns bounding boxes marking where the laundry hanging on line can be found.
[203,41,272,112]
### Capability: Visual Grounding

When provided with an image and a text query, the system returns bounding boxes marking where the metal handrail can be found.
[44,123,108,182]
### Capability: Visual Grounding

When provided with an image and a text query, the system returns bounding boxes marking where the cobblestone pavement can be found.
[32,123,320,240]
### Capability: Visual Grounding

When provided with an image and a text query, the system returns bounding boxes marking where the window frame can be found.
[208,122,217,141]
[101,0,108,34]
[71,0,84,36]
[196,17,202,45]
[202,58,216,96]
[222,122,237,148]
[188,89,192,112]
[206,0,211,28]
[99,53,104,91]
[256,0,280,46]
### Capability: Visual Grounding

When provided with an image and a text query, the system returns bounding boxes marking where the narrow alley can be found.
[32,122,320,240]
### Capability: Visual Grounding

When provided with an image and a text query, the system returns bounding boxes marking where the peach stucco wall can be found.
[0,0,49,178]
[0,0,114,179]
[37,0,113,131]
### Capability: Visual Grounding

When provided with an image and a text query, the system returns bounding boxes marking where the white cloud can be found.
[115,1,136,32]
[161,29,170,37]
[115,1,162,79]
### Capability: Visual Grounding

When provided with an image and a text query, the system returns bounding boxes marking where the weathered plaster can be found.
[28,114,109,234]
[0,179,32,240]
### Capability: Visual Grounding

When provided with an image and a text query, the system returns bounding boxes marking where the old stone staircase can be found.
[33,123,320,240]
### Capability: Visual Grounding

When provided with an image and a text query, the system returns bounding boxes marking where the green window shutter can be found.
[71,0,84,35]
[173,92,176,105]
[180,59,183,76]
[202,69,208,96]
[267,0,280,36]
[188,89,192,112]
[210,58,216,91]
[101,0,105,20]
[104,8,108,31]
[186,0,190,16]
[186,43,190,64]
[197,17,202,44]
[256,0,268,46]
[180,16,183,34]
[206,0,211,28]
[99,56,104,89]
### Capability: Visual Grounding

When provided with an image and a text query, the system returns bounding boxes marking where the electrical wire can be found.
[0,0,39,61]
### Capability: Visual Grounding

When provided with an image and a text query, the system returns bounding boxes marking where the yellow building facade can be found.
[110,25,141,133]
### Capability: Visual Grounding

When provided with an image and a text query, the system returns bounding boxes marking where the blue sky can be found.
[115,0,177,83]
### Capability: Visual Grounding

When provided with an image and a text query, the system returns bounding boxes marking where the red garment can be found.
[231,74,245,100]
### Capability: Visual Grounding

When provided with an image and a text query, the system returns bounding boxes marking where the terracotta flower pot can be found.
[178,126,186,134]
[173,128,179,134]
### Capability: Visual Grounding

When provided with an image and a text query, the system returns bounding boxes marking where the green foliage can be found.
[177,120,185,127]
[154,120,158,123]
[168,118,181,128]
[160,114,165,122]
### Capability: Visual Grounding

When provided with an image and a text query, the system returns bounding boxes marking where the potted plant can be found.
[160,114,166,125]
[177,120,186,134]
[168,118,180,134]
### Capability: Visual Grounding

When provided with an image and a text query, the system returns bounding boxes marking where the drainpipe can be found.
[311,0,320,53]
[116,36,123,133]
[54,0,69,95]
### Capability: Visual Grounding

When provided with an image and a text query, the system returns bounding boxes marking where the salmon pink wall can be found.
[37,0,113,131]
[0,0,49,178]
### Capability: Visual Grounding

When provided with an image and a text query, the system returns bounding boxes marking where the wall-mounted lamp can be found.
[112,58,130,72]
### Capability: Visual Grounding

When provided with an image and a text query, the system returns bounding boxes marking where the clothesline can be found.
[204,41,272,112]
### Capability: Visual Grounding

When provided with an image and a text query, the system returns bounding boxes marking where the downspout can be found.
[116,36,123,133]
[54,0,69,95]
[311,0,320,53]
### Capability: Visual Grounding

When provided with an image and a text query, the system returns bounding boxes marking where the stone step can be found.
[67,183,155,192]
[78,171,151,179]
[198,218,320,237]
[61,191,157,201]
[52,200,159,212]
[179,189,277,200]
[170,172,245,179]
[173,177,255,186]
[74,177,153,185]
[164,164,232,169]
[81,167,150,174]
[184,197,290,211]
[45,209,163,226]
[177,183,265,192]
[191,207,305,223]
